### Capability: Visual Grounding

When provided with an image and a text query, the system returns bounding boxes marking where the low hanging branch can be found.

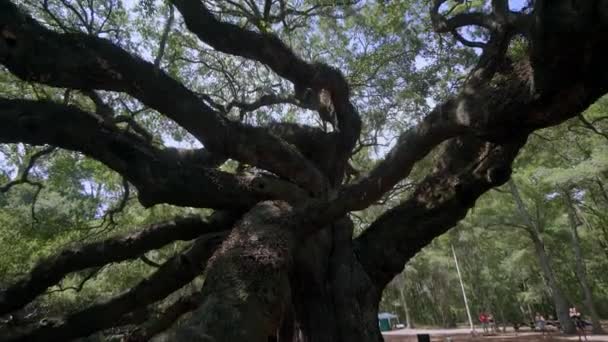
[0,212,238,316]
[4,232,228,342]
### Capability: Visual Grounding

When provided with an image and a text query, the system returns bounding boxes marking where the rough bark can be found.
[153,201,295,342]
[562,189,604,334]
[508,180,575,334]
[273,218,382,342]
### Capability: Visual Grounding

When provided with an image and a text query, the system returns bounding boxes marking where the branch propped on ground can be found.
[0,97,309,208]
[0,212,238,316]
[4,232,227,342]
[0,0,327,194]
[121,291,205,341]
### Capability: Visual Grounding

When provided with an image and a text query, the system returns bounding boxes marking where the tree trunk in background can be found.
[563,191,605,334]
[528,233,575,334]
[508,180,575,334]
[395,273,413,329]
[398,287,413,329]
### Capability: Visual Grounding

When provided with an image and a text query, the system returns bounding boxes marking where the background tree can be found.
[1,0,608,341]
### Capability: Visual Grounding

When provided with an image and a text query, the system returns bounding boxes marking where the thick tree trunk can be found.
[283,219,383,342]
[563,191,604,334]
[152,202,295,342]
[152,210,384,342]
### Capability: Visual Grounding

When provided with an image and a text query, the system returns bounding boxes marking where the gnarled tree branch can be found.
[0,97,310,208]
[354,135,527,288]
[170,0,362,183]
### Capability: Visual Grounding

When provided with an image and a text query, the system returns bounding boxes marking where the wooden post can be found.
[452,244,474,333]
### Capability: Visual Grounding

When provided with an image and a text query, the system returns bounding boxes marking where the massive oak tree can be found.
[1,0,608,340]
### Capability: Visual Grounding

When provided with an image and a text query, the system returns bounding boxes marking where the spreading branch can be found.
[301,61,599,230]
[0,0,327,193]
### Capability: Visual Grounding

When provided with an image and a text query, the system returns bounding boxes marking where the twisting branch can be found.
[430,0,531,83]
[102,177,131,227]
[0,146,55,222]
[0,97,310,209]
[0,212,239,316]
[354,135,527,287]
[170,0,362,182]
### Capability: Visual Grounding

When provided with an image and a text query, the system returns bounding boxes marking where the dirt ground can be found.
[382,326,608,341]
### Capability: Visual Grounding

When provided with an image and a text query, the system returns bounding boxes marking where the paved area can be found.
[382,327,608,341]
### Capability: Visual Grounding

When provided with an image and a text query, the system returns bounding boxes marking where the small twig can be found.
[577,114,608,141]
[0,147,55,193]
[46,266,105,294]
[140,255,162,268]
